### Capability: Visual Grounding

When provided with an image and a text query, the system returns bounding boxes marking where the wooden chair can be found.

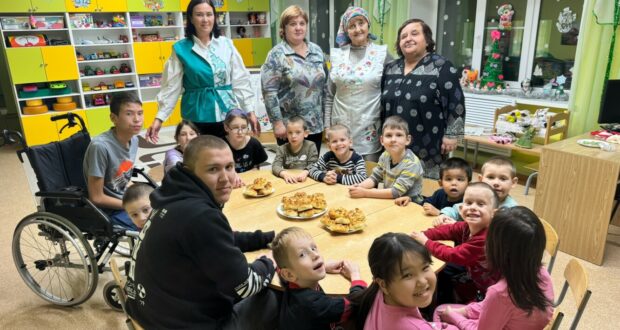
[109,259,144,330]
[365,161,378,176]
[544,310,564,330]
[540,218,559,274]
[422,178,438,198]
[553,259,592,330]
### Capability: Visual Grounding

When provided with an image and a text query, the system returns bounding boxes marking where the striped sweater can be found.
[370,149,424,203]
[308,150,367,185]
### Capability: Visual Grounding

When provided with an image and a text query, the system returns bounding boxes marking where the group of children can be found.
[105,100,553,329]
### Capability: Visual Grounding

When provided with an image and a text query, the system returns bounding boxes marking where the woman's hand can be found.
[441,137,458,154]
[248,112,261,136]
[146,118,163,144]
[273,121,287,140]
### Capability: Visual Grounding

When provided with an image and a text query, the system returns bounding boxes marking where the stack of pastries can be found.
[320,207,366,233]
[281,192,326,217]
[244,178,273,196]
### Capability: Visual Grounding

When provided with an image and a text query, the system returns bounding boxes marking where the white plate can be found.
[576,139,606,148]
[276,203,326,220]
[242,187,275,198]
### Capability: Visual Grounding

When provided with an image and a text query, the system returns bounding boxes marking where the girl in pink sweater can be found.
[433,206,554,329]
[350,233,458,330]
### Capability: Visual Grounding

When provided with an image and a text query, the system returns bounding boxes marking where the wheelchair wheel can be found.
[103,280,123,312]
[12,212,98,306]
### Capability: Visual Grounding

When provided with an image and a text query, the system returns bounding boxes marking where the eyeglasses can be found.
[228,126,250,134]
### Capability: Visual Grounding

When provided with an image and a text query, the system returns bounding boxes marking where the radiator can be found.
[464,93,514,129]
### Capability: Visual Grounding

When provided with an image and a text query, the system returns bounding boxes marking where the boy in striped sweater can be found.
[308,124,367,185]
[348,116,424,204]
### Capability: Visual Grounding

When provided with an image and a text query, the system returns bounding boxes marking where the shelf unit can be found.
[0,0,271,146]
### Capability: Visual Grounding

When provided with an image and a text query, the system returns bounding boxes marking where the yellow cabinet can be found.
[6,46,78,84]
[85,107,113,137]
[0,0,65,13]
[142,101,158,129]
[127,0,180,12]
[163,101,181,127]
[65,0,126,12]
[133,41,175,74]
[21,113,59,146]
[232,38,271,67]
[57,110,89,141]
[232,38,253,66]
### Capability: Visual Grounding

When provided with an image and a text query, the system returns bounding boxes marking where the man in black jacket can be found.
[126,135,278,329]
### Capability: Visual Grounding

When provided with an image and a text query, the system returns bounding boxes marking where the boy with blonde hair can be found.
[272,227,366,329]
[308,124,367,185]
[272,116,319,183]
[348,116,424,204]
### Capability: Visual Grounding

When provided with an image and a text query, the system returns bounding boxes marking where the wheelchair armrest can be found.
[35,186,86,199]
[132,167,159,188]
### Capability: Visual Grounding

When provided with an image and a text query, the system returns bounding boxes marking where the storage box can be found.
[69,13,93,29]
[30,16,64,30]
[130,14,145,27]
[1,16,30,30]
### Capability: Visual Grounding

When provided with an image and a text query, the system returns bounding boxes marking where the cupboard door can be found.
[160,41,175,68]
[31,0,66,12]
[163,100,181,127]
[85,107,113,136]
[21,113,59,146]
[251,38,271,66]
[127,0,180,11]
[249,0,269,12]
[142,101,158,130]
[227,0,248,12]
[64,0,97,12]
[232,38,253,67]
[0,2,32,12]
[97,0,128,12]
[42,46,79,81]
[6,48,46,84]
[133,42,163,74]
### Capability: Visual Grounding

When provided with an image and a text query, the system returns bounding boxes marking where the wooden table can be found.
[224,170,448,294]
[534,134,620,265]
[463,135,543,168]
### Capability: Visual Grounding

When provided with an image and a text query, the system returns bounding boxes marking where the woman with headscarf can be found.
[324,6,391,162]
[381,19,465,179]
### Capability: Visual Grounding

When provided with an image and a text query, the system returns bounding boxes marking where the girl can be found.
[224,109,268,173]
[434,206,554,329]
[351,232,457,330]
[163,120,199,173]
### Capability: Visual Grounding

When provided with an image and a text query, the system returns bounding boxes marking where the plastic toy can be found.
[103,52,111,59]
[26,99,43,107]
[95,67,104,75]
[110,66,120,74]
[49,81,67,89]
[98,82,108,90]
[120,63,131,73]
[121,52,129,58]
[125,81,135,88]
[114,80,125,89]
[82,83,91,91]
[92,94,106,106]
[84,66,94,76]
[112,14,126,27]
[76,52,85,61]
[22,84,38,92]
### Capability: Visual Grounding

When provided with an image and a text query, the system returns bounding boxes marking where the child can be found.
[272,116,319,184]
[163,120,199,173]
[122,183,154,230]
[350,233,457,330]
[83,92,143,231]
[411,182,501,304]
[434,206,554,329]
[436,156,518,224]
[308,124,367,185]
[272,227,367,329]
[223,109,268,173]
[348,115,424,204]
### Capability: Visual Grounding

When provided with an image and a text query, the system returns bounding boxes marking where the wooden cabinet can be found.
[6,46,78,84]
[133,41,175,74]
[233,37,270,67]
[127,0,180,12]
[0,0,65,13]
[227,0,268,12]
[65,0,126,12]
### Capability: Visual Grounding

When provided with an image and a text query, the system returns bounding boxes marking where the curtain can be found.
[354,0,411,57]
[568,0,619,136]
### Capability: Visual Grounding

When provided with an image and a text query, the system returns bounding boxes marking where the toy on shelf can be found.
[120,63,131,73]
[110,66,120,74]
[82,83,91,91]
[26,99,43,106]
[125,81,135,88]
[30,16,64,30]
[92,94,106,106]
[23,103,49,115]
[7,34,47,47]
[112,14,127,27]
[53,96,77,111]
[114,80,125,89]
[1,16,30,30]
[49,81,67,90]
[70,13,93,29]
[22,84,38,92]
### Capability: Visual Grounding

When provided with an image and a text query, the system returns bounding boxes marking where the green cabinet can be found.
[252,37,271,66]
[232,37,271,67]
[0,0,65,13]
[227,0,268,12]
[127,0,180,12]
[85,107,113,136]
[6,48,47,84]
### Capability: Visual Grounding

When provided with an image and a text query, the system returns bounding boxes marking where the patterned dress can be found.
[381,54,465,179]
[260,41,327,135]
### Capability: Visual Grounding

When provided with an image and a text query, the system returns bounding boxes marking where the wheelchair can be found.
[2,112,157,310]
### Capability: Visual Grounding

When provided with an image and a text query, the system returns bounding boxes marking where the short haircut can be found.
[224,108,249,126]
[439,157,472,181]
[326,124,351,140]
[109,92,141,116]
[382,115,409,135]
[122,183,154,207]
[286,116,307,131]
[481,156,517,177]
[271,227,313,269]
[183,135,230,171]
[174,120,200,142]
[279,5,308,40]
[466,182,500,208]
[395,18,436,57]
[185,0,221,39]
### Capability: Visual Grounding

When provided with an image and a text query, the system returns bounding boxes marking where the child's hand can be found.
[423,203,440,216]
[394,196,411,206]
[410,231,428,245]
[280,171,298,184]
[324,260,344,274]
[232,174,245,189]
[341,260,361,281]
[323,171,337,185]
[348,186,366,198]
[296,171,309,182]
[438,305,467,324]
[433,214,456,227]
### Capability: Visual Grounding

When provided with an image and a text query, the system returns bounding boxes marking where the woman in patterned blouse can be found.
[381,19,465,179]
[260,5,327,153]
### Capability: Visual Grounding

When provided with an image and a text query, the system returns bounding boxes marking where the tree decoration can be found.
[481,30,505,90]
[498,3,515,30]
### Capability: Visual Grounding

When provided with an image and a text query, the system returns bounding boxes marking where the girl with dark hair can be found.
[434,206,554,329]
[146,0,260,143]
[381,18,465,180]
[163,120,199,173]
[223,108,268,174]
[351,233,457,330]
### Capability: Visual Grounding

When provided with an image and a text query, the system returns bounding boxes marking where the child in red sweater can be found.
[411,182,500,304]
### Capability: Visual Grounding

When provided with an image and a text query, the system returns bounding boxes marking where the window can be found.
[436,0,478,75]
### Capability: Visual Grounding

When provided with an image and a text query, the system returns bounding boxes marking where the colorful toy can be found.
[26,99,43,107]
[112,14,127,27]
[82,83,91,91]
[23,104,49,115]
[498,4,515,30]
[49,81,67,89]
[53,96,77,111]
[95,67,104,75]
[125,81,135,88]
[120,63,131,73]
[92,94,106,106]
[114,80,125,89]
[98,82,108,90]
[110,66,120,74]
[22,84,38,92]
[76,52,85,61]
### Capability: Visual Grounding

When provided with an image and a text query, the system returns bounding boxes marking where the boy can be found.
[308,124,367,185]
[436,156,518,224]
[411,182,501,304]
[122,183,154,230]
[272,116,319,184]
[272,227,367,330]
[83,92,143,231]
[421,157,471,215]
[348,115,424,204]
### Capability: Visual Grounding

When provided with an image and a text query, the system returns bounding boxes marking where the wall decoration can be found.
[498,3,514,30]
[143,0,164,11]
[557,7,579,45]
[72,0,91,8]
[481,30,505,90]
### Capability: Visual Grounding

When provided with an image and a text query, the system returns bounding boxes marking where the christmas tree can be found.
[481,30,505,90]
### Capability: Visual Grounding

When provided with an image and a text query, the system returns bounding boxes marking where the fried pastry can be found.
[321,207,366,233]
[244,178,273,196]
[279,192,327,217]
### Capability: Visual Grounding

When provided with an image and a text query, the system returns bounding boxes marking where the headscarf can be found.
[335,6,377,47]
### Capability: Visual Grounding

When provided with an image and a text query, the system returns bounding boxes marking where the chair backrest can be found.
[544,310,564,330]
[554,258,592,330]
[543,112,570,145]
[110,259,144,330]
[365,161,378,176]
[540,218,559,273]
